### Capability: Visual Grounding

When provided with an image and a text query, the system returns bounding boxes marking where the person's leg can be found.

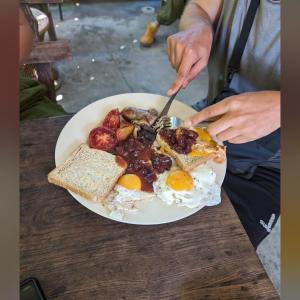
[222,166,280,249]
[140,20,160,47]
[140,0,186,47]
[157,0,186,25]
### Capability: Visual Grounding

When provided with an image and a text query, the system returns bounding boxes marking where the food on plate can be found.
[121,107,159,144]
[151,150,173,173]
[87,108,172,193]
[106,185,155,220]
[107,171,158,219]
[102,108,120,131]
[157,127,225,171]
[48,143,127,202]
[89,108,133,150]
[89,126,117,151]
[166,170,193,191]
[116,124,134,141]
[121,107,158,125]
[117,174,142,190]
[49,105,225,220]
[153,166,221,208]
[194,127,212,142]
[136,124,157,145]
[161,127,199,154]
[113,136,172,192]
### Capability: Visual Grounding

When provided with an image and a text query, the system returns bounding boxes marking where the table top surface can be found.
[20,115,279,300]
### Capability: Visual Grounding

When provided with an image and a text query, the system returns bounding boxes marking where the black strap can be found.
[225,0,260,86]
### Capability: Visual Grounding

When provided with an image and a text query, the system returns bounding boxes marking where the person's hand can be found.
[185,91,281,143]
[166,24,213,96]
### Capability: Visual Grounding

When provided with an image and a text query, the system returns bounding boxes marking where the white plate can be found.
[55,93,226,225]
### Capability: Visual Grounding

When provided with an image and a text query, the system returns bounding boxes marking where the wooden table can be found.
[20,116,279,299]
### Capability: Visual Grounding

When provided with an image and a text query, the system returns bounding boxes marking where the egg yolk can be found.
[118,174,141,190]
[188,150,210,157]
[159,146,167,154]
[166,170,193,191]
[195,127,212,142]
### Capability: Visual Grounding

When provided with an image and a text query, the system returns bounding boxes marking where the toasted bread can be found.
[156,129,225,172]
[48,144,127,203]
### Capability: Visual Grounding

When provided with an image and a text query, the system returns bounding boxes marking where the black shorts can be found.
[222,166,280,249]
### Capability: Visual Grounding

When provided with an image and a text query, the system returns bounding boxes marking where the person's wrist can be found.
[180,2,213,31]
[183,24,213,54]
[183,22,213,39]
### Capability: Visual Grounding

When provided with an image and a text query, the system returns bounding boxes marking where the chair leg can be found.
[59,4,64,21]
[39,4,57,41]
[21,4,40,41]
[39,31,46,42]
[35,63,56,103]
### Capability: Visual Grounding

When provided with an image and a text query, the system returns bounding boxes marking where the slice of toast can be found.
[48,144,127,203]
[156,129,225,172]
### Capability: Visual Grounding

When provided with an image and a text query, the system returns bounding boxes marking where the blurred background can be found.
[22,0,280,293]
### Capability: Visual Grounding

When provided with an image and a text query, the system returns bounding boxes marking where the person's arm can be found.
[167,0,223,95]
[19,7,34,64]
[179,0,222,30]
[185,91,281,144]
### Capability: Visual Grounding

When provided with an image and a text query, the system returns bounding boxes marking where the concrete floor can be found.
[50,0,280,293]
[51,0,208,112]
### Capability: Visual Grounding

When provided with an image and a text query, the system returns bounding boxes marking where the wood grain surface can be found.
[25,41,72,64]
[20,116,279,300]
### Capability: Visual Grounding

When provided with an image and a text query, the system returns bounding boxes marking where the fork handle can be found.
[158,88,181,118]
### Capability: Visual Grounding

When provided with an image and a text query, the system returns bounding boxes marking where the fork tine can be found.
[151,89,182,131]
[153,117,172,132]
[153,115,185,132]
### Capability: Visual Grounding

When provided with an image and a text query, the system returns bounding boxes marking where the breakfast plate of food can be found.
[48,93,226,224]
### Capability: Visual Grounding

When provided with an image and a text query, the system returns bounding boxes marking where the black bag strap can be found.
[225,0,260,87]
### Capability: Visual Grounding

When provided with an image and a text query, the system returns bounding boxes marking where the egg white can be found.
[105,185,154,220]
[153,165,221,209]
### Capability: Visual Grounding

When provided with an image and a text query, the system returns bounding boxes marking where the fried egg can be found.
[117,174,142,190]
[105,174,154,219]
[153,166,221,208]
[194,127,212,142]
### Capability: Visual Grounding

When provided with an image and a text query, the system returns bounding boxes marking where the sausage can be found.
[121,107,158,125]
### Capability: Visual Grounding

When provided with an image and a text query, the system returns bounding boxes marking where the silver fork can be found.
[137,90,181,143]
[161,116,212,130]
[151,88,181,132]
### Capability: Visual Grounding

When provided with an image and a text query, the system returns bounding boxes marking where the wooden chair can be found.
[29,7,50,41]
[20,1,71,102]
[21,0,64,41]
[24,41,72,102]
